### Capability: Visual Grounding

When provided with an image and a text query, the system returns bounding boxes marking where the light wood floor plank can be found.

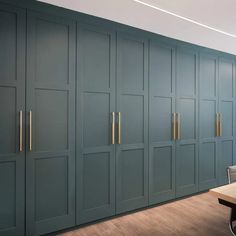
[59,193,231,236]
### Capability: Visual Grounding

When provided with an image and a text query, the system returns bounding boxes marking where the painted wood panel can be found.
[176,48,198,197]
[26,11,76,236]
[116,33,148,213]
[199,54,218,190]
[76,24,116,224]
[149,41,176,204]
[0,4,25,236]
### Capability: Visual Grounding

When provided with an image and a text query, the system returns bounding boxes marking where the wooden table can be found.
[210,183,236,236]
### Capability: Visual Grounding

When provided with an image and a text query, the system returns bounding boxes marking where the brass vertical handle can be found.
[117,112,121,144]
[177,113,181,140]
[219,113,222,137]
[111,112,115,145]
[215,113,219,137]
[29,110,32,151]
[19,110,23,152]
[172,113,176,140]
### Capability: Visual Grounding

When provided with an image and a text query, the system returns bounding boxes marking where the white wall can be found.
[39,0,236,55]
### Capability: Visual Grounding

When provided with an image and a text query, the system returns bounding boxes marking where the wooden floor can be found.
[59,193,232,236]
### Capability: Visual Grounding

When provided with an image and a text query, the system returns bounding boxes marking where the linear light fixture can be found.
[133,0,236,38]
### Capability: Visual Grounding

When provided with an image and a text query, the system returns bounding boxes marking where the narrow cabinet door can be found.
[218,58,235,185]
[76,24,116,224]
[199,54,218,191]
[0,4,25,236]
[176,48,198,197]
[149,41,176,204]
[26,12,76,235]
[116,33,148,213]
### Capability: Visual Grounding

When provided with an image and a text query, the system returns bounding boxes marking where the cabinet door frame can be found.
[218,57,236,185]
[198,53,218,191]
[116,31,149,213]
[148,40,176,205]
[26,11,76,236]
[175,47,199,197]
[0,3,26,236]
[76,23,116,224]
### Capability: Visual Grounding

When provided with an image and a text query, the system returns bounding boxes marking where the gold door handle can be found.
[177,113,181,140]
[19,110,23,152]
[29,110,32,151]
[219,113,222,137]
[117,112,121,144]
[111,112,115,145]
[215,113,219,137]
[172,113,176,140]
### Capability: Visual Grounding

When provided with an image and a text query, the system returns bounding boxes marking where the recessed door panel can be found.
[219,60,234,99]
[219,140,233,185]
[118,36,144,91]
[177,50,196,96]
[121,95,144,144]
[26,12,76,235]
[34,89,68,151]
[178,99,196,140]
[176,144,197,197]
[200,56,216,98]
[200,100,216,139]
[80,29,111,90]
[35,156,68,221]
[0,10,16,83]
[77,24,115,224]
[120,149,145,201]
[0,5,25,236]
[0,162,16,229]
[116,33,148,213]
[151,97,172,142]
[149,43,173,95]
[221,101,233,137]
[199,142,217,190]
[35,19,69,85]
[83,153,110,210]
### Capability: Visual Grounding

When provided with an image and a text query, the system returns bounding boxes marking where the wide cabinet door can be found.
[76,24,116,224]
[116,33,148,213]
[176,48,198,197]
[218,58,235,185]
[26,12,76,235]
[149,41,176,204]
[0,4,25,236]
[199,54,218,191]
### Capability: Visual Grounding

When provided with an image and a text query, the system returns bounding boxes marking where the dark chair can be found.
[227,166,236,236]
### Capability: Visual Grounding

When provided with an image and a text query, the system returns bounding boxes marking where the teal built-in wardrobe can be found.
[0,0,235,235]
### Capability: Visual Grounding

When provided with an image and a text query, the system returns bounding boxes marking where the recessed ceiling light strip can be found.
[134,0,236,38]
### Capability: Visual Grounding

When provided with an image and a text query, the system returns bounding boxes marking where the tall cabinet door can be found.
[149,41,176,205]
[218,58,235,185]
[76,24,116,224]
[116,33,148,213]
[0,4,25,236]
[199,54,218,191]
[26,12,76,235]
[176,48,198,197]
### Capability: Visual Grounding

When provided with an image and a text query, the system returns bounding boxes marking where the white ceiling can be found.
[39,0,236,55]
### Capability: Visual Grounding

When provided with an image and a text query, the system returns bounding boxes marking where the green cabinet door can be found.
[176,48,198,197]
[0,4,25,236]
[199,54,218,191]
[116,33,148,213]
[149,41,176,204]
[26,12,76,235]
[76,24,116,224]
[218,58,235,185]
